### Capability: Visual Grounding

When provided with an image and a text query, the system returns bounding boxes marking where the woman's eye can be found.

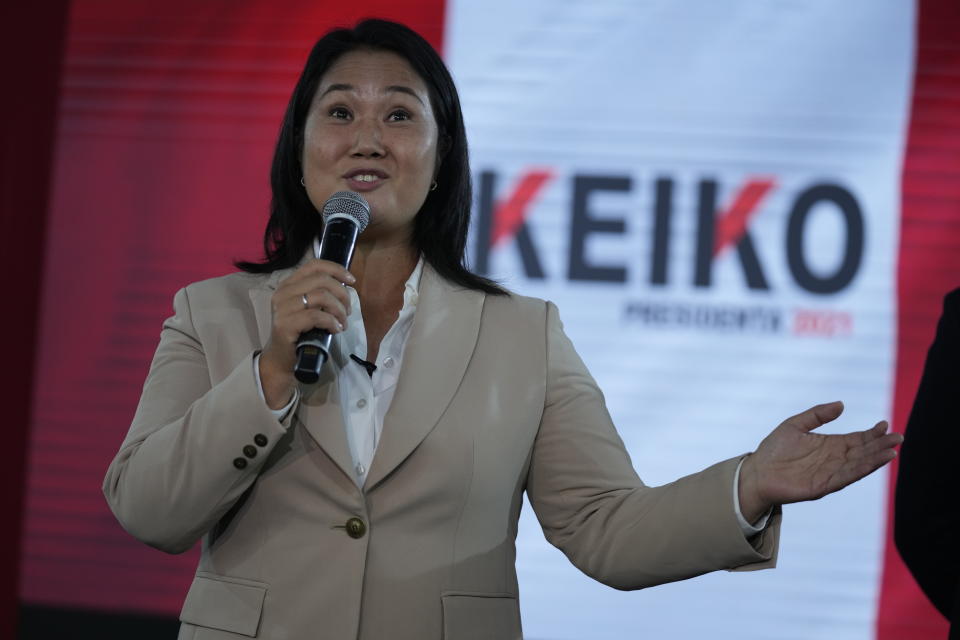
[388,109,411,122]
[329,107,351,120]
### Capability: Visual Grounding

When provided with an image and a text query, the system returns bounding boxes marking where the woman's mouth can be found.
[344,169,388,191]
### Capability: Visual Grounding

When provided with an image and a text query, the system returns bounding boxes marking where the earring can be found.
[300,176,306,187]
[430,180,438,192]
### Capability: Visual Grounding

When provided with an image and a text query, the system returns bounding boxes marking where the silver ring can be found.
[301,293,309,309]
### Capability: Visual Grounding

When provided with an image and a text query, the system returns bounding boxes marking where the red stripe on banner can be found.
[877,0,960,637]
[19,0,446,617]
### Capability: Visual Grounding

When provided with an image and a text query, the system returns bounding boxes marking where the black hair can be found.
[236,19,505,295]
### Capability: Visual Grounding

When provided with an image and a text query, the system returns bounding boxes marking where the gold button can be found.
[345,517,367,539]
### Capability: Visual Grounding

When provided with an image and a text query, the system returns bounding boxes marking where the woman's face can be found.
[301,49,440,244]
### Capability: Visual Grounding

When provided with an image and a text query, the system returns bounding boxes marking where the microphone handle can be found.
[293,219,360,384]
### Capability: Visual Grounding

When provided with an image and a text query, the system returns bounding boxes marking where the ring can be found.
[301,293,309,309]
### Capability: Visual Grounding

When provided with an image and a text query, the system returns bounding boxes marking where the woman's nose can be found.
[350,118,384,158]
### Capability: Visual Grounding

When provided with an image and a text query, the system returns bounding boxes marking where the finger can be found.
[848,421,899,449]
[849,427,902,457]
[830,428,901,490]
[301,259,356,286]
[828,447,897,494]
[877,421,903,444]
[785,401,844,433]
[870,421,902,447]
[278,288,349,327]
[282,308,344,338]
[277,273,353,314]
[302,289,350,327]
[818,429,898,494]
[304,309,345,335]
[276,260,355,293]
[318,274,353,311]
[851,440,899,476]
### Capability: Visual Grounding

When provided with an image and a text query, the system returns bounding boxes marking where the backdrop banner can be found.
[446,1,915,638]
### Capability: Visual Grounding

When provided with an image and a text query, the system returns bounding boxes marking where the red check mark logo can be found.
[491,169,554,247]
[713,178,776,256]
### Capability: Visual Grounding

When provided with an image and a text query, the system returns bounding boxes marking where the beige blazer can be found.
[103,262,780,640]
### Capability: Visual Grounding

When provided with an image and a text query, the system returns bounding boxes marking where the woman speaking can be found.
[103,19,902,640]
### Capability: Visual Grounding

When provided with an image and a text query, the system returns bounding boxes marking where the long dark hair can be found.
[236,19,504,295]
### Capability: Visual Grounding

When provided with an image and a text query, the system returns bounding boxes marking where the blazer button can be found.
[254,433,268,447]
[243,445,257,458]
[345,517,367,539]
[233,457,248,470]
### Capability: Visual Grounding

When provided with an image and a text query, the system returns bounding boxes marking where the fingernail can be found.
[336,321,344,332]
[346,273,356,283]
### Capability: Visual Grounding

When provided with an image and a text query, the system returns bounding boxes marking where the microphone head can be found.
[322,191,370,232]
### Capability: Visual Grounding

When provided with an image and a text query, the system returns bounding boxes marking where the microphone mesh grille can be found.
[322,191,371,232]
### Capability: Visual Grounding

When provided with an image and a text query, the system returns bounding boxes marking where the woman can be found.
[104,19,902,640]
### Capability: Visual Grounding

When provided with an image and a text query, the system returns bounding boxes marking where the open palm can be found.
[739,402,902,521]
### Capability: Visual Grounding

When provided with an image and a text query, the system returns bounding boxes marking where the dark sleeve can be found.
[894,287,960,620]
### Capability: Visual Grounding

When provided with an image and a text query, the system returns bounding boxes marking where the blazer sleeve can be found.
[526,301,780,591]
[894,287,960,619]
[102,285,290,554]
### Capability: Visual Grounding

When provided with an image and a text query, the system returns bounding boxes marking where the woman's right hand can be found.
[258,259,355,408]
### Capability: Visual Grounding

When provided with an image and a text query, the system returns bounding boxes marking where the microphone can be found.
[293,191,371,384]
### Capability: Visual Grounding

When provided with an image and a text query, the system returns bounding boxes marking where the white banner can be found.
[446,1,915,637]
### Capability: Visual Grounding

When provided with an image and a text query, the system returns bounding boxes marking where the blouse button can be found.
[356,398,367,409]
[383,357,395,369]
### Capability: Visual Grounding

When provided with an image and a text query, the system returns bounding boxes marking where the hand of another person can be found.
[738,401,903,524]
[259,259,355,408]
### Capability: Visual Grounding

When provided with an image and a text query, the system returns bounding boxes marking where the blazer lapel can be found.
[364,265,485,491]
[248,268,356,482]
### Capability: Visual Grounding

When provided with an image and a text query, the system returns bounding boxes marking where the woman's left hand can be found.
[738,401,903,524]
